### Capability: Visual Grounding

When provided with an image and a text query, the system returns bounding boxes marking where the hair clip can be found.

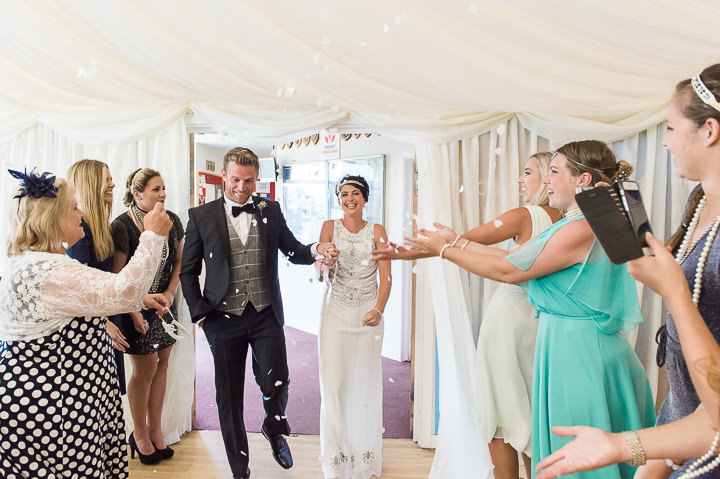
[691,75,720,114]
[8,168,58,200]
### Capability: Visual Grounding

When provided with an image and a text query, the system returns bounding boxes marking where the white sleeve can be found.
[40,231,165,318]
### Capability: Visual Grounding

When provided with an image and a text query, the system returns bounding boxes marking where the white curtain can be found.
[413,115,694,476]
[0,120,194,445]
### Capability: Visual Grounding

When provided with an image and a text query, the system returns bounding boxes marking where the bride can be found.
[317,175,392,479]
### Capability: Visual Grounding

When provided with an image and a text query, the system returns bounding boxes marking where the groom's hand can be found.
[317,242,339,267]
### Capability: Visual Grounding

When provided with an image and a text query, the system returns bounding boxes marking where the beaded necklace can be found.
[676,431,720,478]
[131,204,170,293]
[564,208,583,220]
[674,196,720,304]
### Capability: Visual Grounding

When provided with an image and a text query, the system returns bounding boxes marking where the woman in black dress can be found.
[111,168,185,464]
[66,159,129,393]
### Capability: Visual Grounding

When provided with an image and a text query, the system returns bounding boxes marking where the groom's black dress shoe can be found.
[261,425,293,469]
[233,468,250,479]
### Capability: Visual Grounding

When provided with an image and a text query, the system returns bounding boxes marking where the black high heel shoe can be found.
[128,432,162,465]
[151,439,174,460]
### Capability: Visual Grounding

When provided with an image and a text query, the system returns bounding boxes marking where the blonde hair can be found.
[123,168,161,207]
[7,178,73,256]
[66,159,113,261]
[528,152,553,207]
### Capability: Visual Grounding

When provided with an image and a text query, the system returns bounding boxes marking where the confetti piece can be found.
[61,241,69,249]
[263,217,268,224]
[291,339,297,346]
[275,380,283,386]
[494,147,502,156]
[383,24,390,33]
[225,314,230,318]
[153,344,159,349]
[267,369,272,375]
[241,451,247,456]
[288,251,294,256]
[388,377,395,383]
[459,185,465,193]
[209,252,213,258]
[379,237,386,243]
[236,289,240,293]
[494,220,503,228]
[412,265,419,274]
[281,415,287,419]
[382,427,386,433]
[251,218,257,227]
[496,123,506,135]
[468,3,478,14]
[275,415,281,421]
[374,335,382,341]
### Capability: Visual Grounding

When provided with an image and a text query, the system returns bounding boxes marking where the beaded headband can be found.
[335,179,367,197]
[8,168,58,200]
[691,75,720,114]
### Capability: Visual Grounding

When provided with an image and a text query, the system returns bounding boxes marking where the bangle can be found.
[372,307,384,316]
[451,234,462,247]
[623,431,647,467]
[439,243,451,259]
[460,239,470,250]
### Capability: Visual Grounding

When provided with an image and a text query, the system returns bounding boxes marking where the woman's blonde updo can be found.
[556,140,633,185]
[123,168,160,207]
[7,178,74,256]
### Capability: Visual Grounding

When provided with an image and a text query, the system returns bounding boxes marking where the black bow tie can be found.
[232,203,255,217]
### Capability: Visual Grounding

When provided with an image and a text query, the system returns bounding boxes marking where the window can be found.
[282,155,385,243]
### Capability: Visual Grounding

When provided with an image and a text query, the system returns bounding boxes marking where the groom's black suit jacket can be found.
[180,196,315,326]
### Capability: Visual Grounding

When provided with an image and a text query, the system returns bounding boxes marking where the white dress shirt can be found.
[223,195,320,254]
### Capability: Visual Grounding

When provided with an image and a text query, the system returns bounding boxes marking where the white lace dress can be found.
[0,231,164,479]
[319,220,382,479]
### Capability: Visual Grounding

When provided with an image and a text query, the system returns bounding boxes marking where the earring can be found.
[575,186,583,194]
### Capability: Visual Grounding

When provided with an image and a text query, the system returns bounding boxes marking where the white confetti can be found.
[251,218,257,227]
[275,380,283,386]
[412,265,419,274]
[263,217,268,224]
[283,86,296,97]
[236,289,240,293]
[494,220,503,228]
[267,369,272,375]
[468,3,478,14]
[223,302,227,305]
[241,451,247,456]
[275,415,281,421]
[209,252,213,258]
[288,251,294,257]
[459,185,465,193]
[388,377,395,383]
[313,53,321,63]
[153,344,159,349]
[496,123,506,135]
[61,241,69,249]
[383,23,390,33]
[379,237,386,243]
[291,339,297,346]
[374,335,382,341]
[494,147,502,156]
[281,415,287,419]
[382,427,386,433]
[387,276,392,282]
[225,314,230,318]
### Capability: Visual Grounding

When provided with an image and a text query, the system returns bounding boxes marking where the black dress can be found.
[66,219,127,394]
[110,210,184,355]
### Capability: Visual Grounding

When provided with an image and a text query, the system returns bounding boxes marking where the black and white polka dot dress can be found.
[0,232,164,478]
[0,317,127,478]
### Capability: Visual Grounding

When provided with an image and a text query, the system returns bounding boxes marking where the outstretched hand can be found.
[370,242,415,262]
[627,232,689,300]
[535,426,629,479]
[403,226,453,256]
[143,292,170,315]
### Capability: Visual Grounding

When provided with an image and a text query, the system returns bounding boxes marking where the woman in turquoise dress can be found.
[406,140,655,478]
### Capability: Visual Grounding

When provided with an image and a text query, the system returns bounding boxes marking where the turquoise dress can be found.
[507,216,655,478]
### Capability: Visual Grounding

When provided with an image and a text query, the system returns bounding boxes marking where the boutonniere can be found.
[257,200,268,216]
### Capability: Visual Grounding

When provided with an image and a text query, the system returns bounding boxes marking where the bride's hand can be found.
[362,308,382,327]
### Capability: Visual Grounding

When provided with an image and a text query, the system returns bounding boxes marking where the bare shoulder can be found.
[373,223,388,239]
[550,219,594,248]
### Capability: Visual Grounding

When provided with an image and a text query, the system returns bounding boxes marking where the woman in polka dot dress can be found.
[0,171,171,478]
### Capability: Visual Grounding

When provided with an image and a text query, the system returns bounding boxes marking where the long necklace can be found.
[131,204,169,293]
[674,196,720,304]
[677,431,720,478]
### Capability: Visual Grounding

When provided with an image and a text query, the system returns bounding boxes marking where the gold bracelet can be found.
[623,431,647,467]
[450,234,462,248]
[460,239,470,250]
[439,243,451,259]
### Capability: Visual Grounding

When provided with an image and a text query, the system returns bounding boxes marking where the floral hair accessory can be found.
[8,168,58,199]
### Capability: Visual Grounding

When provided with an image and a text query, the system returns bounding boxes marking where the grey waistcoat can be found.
[217,214,271,316]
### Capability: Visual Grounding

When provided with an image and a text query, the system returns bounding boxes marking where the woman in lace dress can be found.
[65,159,129,394]
[0,170,171,478]
[317,175,392,479]
[111,168,184,464]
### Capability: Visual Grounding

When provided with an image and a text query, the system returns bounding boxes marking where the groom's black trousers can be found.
[202,303,290,475]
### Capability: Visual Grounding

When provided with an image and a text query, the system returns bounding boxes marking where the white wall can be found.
[276,135,414,362]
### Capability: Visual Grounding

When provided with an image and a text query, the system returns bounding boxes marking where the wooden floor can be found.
[129,430,435,478]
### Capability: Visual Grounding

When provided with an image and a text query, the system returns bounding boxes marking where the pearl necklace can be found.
[676,431,720,478]
[564,208,583,220]
[674,196,720,304]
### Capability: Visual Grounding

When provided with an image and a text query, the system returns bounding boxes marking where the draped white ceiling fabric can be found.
[0,0,719,146]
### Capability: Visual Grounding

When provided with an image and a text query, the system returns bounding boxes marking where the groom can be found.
[180,147,337,479]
